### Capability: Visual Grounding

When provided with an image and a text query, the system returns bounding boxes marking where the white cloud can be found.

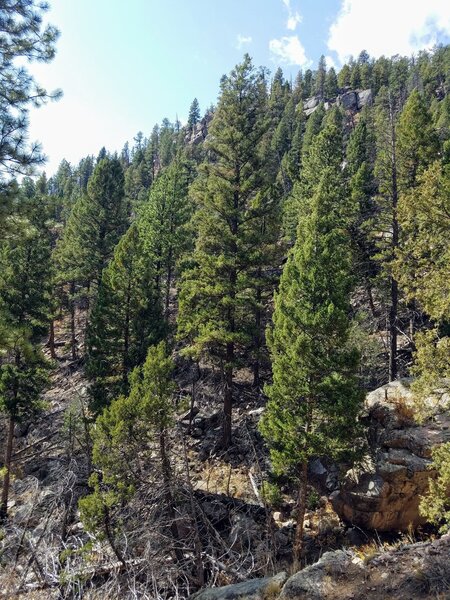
[269,35,310,66]
[328,0,450,64]
[236,34,252,50]
[325,55,337,70]
[287,12,302,31]
[281,0,303,31]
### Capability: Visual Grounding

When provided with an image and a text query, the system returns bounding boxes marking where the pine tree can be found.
[138,154,195,317]
[338,64,351,88]
[86,223,165,413]
[283,106,341,240]
[0,0,60,186]
[0,216,52,519]
[397,90,439,193]
[314,55,327,99]
[346,109,378,316]
[187,98,201,130]
[260,166,362,568]
[374,88,402,380]
[325,67,338,98]
[79,342,181,562]
[177,55,274,447]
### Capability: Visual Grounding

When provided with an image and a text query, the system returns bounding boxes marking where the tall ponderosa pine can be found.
[374,88,402,380]
[55,156,127,358]
[139,154,195,317]
[283,107,342,240]
[346,109,378,316]
[178,55,275,446]
[86,223,165,413]
[187,98,201,130]
[394,161,450,396]
[260,166,362,568]
[0,215,52,519]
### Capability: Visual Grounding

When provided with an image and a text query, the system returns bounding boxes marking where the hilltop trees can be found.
[178,55,278,447]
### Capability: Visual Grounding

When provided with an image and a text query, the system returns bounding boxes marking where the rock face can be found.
[190,571,288,599]
[191,534,450,600]
[357,88,373,108]
[331,379,450,531]
[302,89,372,116]
[280,550,363,599]
[338,91,358,110]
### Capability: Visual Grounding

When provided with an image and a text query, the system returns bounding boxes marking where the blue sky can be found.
[28,0,450,176]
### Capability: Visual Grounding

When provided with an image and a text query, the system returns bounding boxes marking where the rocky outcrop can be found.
[331,379,450,531]
[190,571,288,599]
[185,112,213,146]
[302,89,372,116]
[280,550,363,599]
[192,534,450,600]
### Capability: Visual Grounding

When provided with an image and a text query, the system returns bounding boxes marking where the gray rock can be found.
[304,105,318,117]
[357,88,373,108]
[338,91,358,110]
[280,550,362,599]
[190,571,288,600]
[303,96,320,110]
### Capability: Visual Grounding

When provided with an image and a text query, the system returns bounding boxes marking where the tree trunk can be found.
[223,344,233,448]
[292,461,308,572]
[389,276,398,381]
[0,416,15,520]
[388,93,399,382]
[253,281,262,388]
[69,281,77,361]
[165,251,173,320]
[159,430,183,563]
[365,281,377,320]
[48,319,56,359]
[122,282,131,385]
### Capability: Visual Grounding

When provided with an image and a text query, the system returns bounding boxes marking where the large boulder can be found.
[337,91,358,110]
[331,379,450,531]
[303,96,320,110]
[189,572,288,600]
[357,88,373,109]
[280,550,363,599]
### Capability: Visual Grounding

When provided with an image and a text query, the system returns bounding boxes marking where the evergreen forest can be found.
[1,2,450,598]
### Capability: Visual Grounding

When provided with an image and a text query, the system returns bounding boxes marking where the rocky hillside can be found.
[192,534,450,599]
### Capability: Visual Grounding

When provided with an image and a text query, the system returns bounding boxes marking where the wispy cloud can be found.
[328,0,450,63]
[235,34,252,50]
[282,0,303,31]
[269,35,310,66]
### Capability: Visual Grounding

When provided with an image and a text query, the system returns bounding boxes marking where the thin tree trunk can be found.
[388,93,399,382]
[165,251,173,320]
[253,280,262,388]
[181,431,204,586]
[365,281,377,320]
[159,430,183,563]
[122,283,131,385]
[0,416,15,520]
[292,461,308,572]
[389,276,398,381]
[223,344,233,448]
[69,281,77,361]
[48,320,56,359]
[103,504,126,567]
